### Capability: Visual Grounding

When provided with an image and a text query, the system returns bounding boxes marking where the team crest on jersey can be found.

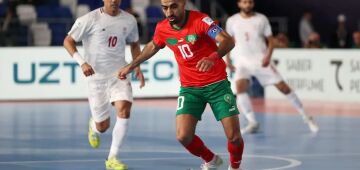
[185,34,198,44]
[202,17,214,26]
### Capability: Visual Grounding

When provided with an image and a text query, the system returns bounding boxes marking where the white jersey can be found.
[226,12,272,67]
[68,8,139,80]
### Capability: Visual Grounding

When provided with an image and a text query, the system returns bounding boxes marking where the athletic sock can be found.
[185,135,214,162]
[108,117,129,159]
[227,140,244,169]
[237,93,257,123]
[286,91,308,120]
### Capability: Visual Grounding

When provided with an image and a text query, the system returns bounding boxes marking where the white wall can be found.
[265,49,360,103]
[0,47,359,102]
[0,47,180,100]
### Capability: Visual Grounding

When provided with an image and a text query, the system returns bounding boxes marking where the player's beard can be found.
[168,15,178,24]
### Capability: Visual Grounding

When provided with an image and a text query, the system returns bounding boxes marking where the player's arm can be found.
[196,25,235,72]
[225,46,236,72]
[63,35,95,77]
[262,16,274,67]
[214,30,235,57]
[118,40,161,79]
[129,41,145,88]
[262,36,275,67]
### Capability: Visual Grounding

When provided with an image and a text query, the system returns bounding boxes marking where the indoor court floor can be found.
[0,99,359,170]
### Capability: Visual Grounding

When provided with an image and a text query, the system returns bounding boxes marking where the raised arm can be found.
[196,29,235,72]
[214,30,235,57]
[118,40,161,79]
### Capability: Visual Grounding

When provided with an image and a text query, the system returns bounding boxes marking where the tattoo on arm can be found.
[129,41,160,69]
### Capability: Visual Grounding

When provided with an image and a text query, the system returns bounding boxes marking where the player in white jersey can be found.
[63,0,145,169]
[226,0,319,134]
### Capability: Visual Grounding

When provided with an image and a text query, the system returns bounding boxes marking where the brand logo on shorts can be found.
[224,94,233,104]
[229,106,236,112]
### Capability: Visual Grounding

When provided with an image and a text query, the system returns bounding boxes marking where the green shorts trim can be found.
[176,80,240,121]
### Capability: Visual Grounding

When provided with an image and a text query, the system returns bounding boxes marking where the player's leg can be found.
[105,100,131,170]
[176,114,221,170]
[87,80,112,148]
[274,81,319,133]
[176,88,220,169]
[105,77,133,170]
[221,115,244,170]
[234,66,259,133]
[206,80,243,170]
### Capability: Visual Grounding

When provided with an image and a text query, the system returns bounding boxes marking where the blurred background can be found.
[0,0,359,48]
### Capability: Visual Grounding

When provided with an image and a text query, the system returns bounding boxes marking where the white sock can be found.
[91,118,101,134]
[108,117,129,159]
[286,91,308,120]
[237,93,257,123]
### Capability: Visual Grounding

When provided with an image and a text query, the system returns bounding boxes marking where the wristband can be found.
[73,52,86,66]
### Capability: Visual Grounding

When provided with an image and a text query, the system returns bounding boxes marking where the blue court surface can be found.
[0,99,359,170]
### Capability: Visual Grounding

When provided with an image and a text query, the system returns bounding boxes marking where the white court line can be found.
[245,155,301,170]
[2,148,360,169]
[0,153,301,170]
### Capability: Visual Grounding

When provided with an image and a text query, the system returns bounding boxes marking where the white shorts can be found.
[234,63,283,86]
[87,77,133,122]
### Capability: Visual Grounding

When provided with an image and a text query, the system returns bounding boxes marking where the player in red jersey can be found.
[118,0,244,169]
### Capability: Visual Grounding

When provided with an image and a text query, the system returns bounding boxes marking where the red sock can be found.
[185,135,214,162]
[227,140,244,169]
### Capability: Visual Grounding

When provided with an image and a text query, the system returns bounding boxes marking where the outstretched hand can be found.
[118,65,132,80]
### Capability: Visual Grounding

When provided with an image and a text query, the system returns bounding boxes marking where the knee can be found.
[277,82,291,94]
[176,132,193,146]
[117,107,131,119]
[227,131,242,144]
[117,111,130,119]
[96,122,110,133]
[236,81,249,93]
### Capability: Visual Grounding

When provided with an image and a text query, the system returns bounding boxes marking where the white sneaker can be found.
[305,116,319,133]
[241,121,259,134]
[228,165,241,170]
[200,155,223,170]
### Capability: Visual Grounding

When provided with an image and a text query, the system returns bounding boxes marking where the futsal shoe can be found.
[305,116,319,133]
[241,121,259,134]
[200,155,223,170]
[88,118,100,148]
[105,157,128,170]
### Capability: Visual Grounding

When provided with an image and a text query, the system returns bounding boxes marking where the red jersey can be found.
[153,10,227,87]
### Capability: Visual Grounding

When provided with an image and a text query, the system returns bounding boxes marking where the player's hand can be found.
[262,56,271,67]
[227,63,236,72]
[135,67,145,88]
[196,57,215,72]
[81,63,95,77]
[118,65,132,80]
